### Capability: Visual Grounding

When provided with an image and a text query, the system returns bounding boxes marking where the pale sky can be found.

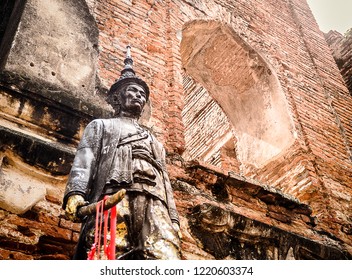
[307,0,352,34]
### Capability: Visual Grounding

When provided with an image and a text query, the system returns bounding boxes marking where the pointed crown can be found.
[108,45,150,100]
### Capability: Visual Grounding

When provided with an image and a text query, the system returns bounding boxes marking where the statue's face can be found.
[119,83,147,115]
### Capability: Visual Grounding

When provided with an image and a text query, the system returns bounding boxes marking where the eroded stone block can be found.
[0,157,46,215]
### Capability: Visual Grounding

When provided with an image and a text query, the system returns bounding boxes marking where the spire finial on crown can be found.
[121,45,135,77]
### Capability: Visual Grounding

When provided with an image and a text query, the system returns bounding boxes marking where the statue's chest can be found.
[118,121,146,142]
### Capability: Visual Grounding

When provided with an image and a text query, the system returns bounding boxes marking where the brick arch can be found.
[181,20,295,171]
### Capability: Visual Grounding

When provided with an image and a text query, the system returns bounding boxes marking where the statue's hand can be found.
[65,195,87,223]
[172,222,182,239]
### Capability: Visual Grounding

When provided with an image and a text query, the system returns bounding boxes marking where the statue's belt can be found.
[132,149,163,171]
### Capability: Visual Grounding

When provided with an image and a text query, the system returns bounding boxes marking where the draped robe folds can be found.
[62,118,180,259]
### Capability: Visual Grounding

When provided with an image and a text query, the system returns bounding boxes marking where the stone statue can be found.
[62,46,181,260]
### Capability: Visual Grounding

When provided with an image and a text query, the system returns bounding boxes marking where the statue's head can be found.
[109,82,147,118]
[107,46,150,117]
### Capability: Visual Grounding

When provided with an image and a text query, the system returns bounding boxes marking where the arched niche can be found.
[181,20,295,170]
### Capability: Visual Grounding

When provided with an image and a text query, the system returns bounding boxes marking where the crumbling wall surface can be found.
[0,0,111,115]
[170,161,351,260]
[0,0,352,260]
[325,29,352,95]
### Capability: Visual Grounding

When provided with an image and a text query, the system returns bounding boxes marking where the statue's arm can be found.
[150,134,182,237]
[160,147,180,226]
[62,120,103,220]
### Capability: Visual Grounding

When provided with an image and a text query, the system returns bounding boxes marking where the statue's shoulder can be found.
[86,118,120,130]
[80,118,121,148]
[88,118,114,125]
